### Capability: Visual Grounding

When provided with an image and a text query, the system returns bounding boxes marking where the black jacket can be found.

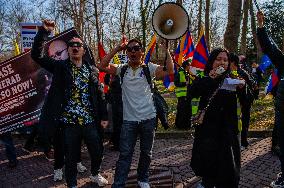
[237,68,257,104]
[31,27,107,135]
[257,27,284,108]
[257,27,284,77]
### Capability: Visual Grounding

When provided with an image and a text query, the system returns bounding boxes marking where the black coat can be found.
[190,76,240,186]
[257,28,284,141]
[31,27,107,136]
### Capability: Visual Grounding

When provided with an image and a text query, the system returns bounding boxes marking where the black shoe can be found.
[8,160,18,168]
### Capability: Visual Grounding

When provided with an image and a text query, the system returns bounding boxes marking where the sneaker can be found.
[138,181,150,188]
[77,162,87,173]
[53,168,63,181]
[271,174,284,188]
[90,174,108,186]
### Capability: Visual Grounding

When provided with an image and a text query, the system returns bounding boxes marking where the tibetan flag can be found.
[144,34,157,65]
[13,40,20,56]
[259,54,272,73]
[163,63,178,91]
[98,42,107,60]
[265,69,279,94]
[174,31,195,66]
[191,27,209,70]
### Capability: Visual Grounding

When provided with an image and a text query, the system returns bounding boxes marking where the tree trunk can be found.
[205,0,210,51]
[140,0,150,48]
[94,0,101,44]
[224,0,242,53]
[249,0,262,62]
[240,0,249,55]
[121,0,129,35]
[197,0,203,35]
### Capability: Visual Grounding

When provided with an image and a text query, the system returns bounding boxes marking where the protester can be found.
[229,53,258,150]
[190,48,244,188]
[99,38,174,188]
[257,11,284,188]
[109,75,123,151]
[174,60,192,129]
[0,132,18,168]
[31,20,109,188]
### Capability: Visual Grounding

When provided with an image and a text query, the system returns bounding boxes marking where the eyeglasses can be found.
[126,46,142,52]
[68,42,83,47]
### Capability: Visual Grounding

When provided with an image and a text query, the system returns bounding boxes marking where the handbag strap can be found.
[202,80,224,112]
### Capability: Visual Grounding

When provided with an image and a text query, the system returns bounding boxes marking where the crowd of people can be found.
[0,10,283,188]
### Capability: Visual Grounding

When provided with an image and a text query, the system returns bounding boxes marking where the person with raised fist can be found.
[31,20,109,188]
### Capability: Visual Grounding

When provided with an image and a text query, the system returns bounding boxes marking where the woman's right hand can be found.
[42,19,55,32]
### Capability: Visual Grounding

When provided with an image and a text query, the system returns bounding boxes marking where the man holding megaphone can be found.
[99,38,173,188]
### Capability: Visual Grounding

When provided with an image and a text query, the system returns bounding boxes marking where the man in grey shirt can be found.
[99,38,174,188]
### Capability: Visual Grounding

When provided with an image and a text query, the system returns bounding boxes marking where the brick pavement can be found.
[0,136,280,188]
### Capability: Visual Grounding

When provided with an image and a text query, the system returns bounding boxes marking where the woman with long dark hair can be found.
[190,48,244,188]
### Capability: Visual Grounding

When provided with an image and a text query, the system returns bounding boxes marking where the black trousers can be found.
[240,102,252,147]
[175,96,192,129]
[111,99,123,149]
[275,83,284,174]
[64,124,103,187]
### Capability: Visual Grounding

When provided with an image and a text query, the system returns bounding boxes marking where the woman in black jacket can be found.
[190,48,244,188]
[257,11,284,188]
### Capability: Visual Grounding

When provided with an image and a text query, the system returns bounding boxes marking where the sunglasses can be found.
[126,46,142,52]
[68,42,83,47]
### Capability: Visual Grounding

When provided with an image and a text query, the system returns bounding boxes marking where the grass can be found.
[155,80,275,132]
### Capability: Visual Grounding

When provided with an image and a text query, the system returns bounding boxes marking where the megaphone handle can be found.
[163,40,169,71]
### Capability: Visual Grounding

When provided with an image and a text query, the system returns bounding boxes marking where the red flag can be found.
[98,42,107,60]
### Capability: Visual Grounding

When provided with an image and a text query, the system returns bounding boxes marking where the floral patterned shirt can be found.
[60,63,95,125]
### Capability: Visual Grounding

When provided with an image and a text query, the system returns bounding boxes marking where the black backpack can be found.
[120,64,169,130]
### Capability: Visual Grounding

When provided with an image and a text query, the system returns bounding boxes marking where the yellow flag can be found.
[13,40,20,56]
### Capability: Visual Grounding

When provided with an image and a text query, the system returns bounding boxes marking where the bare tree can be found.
[224,0,242,53]
[240,0,250,55]
[205,0,210,51]
[197,0,203,34]
[249,0,262,61]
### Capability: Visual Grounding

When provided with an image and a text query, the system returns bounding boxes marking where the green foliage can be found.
[262,0,284,48]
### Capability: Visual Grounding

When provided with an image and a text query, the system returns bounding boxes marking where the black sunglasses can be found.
[126,46,142,52]
[68,42,83,47]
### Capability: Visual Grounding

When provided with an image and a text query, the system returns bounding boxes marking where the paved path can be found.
[0,136,280,188]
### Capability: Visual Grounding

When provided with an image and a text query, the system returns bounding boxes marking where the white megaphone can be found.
[152,2,189,40]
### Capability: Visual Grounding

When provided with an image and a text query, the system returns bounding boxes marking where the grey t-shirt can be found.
[116,63,159,121]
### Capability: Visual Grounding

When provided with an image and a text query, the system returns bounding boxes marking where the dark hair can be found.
[182,59,190,68]
[229,53,240,68]
[127,38,143,49]
[204,47,229,75]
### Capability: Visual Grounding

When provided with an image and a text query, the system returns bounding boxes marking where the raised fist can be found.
[42,19,55,32]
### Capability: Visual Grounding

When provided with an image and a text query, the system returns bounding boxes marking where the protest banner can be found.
[0,27,91,133]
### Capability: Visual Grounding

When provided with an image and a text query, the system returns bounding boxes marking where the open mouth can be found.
[72,49,79,53]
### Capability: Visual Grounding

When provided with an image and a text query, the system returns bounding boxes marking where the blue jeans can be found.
[112,118,156,188]
[0,132,17,163]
